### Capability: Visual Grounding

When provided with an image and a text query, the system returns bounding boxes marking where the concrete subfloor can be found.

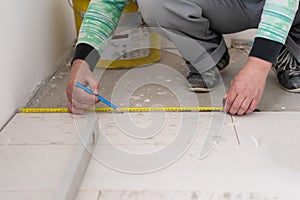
[1,38,300,200]
[27,38,300,111]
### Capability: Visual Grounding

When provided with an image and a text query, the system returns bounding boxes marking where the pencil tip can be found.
[115,108,123,113]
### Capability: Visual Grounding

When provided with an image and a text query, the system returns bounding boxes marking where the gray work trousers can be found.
[137,0,300,73]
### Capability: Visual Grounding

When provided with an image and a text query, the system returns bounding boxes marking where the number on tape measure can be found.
[19,107,224,113]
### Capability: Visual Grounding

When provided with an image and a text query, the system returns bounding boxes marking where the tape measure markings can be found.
[19,107,224,113]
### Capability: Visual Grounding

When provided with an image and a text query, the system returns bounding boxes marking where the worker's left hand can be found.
[224,56,272,115]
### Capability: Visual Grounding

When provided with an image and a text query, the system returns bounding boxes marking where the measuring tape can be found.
[18,107,224,113]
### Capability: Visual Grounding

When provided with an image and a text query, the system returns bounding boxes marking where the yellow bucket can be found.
[72,0,89,36]
[72,0,161,69]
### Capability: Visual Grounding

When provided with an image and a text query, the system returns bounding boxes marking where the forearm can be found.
[249,0,299,64]
[73,0,130,70]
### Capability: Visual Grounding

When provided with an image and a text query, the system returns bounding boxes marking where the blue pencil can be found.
[75,82,119,111]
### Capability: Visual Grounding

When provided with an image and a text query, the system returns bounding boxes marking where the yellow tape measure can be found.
[19,107,224,113]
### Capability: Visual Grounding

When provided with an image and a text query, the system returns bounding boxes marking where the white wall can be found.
[0,0,76,129]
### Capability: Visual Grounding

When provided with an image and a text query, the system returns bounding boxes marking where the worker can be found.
[66,0,300,115]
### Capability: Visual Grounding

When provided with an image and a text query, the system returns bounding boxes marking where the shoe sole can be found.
[280,86,300,93]
[188,87,215,92]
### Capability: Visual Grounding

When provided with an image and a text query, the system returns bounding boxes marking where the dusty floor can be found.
[27,38,300,111]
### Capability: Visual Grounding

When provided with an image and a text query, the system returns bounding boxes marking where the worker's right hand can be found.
[66,59,99,114]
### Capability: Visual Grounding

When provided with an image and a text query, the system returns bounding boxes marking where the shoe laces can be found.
[275,47,300,76]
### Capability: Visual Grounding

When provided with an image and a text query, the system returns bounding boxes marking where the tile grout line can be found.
[97,191,102,200]
[231,115,241,146]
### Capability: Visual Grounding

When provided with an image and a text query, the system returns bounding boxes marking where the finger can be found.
[72,98,95,110]
[228,94,245,115]
[66,84,74,103]
[224,92,237,113]
[87,77,100,95]
[246,99,259,115]
[237,98,252,115]
[73,87,98,104]
[68,102,85,115]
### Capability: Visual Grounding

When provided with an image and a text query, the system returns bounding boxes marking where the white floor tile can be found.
[2,110,300,199]
[0,113,78,145]
[79,113,300,197]
[0,145,75,191]
[80,143,300,196]
[0,192,53,200]
[99,190,294,200]
[233,112,300,170]
[76,190,100,200]
[96,113,234,146]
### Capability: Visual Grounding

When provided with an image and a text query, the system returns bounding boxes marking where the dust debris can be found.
[157,91,167,95]
[131,96,141,100]
[135,103,143,107]
[252,136,259,147]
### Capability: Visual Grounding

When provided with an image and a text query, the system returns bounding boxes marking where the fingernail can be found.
[222,98,226,107]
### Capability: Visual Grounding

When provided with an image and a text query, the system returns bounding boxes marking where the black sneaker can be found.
[216,48,230,72]
[187,67,220,92]
[273,46,300,92]
[186,49,230,92]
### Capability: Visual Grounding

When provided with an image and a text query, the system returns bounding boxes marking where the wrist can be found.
[72,43,99,71]
[248,56,272,72]
[69,60,92,84]
[72,59,91,71]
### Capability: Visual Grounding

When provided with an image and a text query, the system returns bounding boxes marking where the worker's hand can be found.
[66,59,99,114]
[224,56,272,115]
